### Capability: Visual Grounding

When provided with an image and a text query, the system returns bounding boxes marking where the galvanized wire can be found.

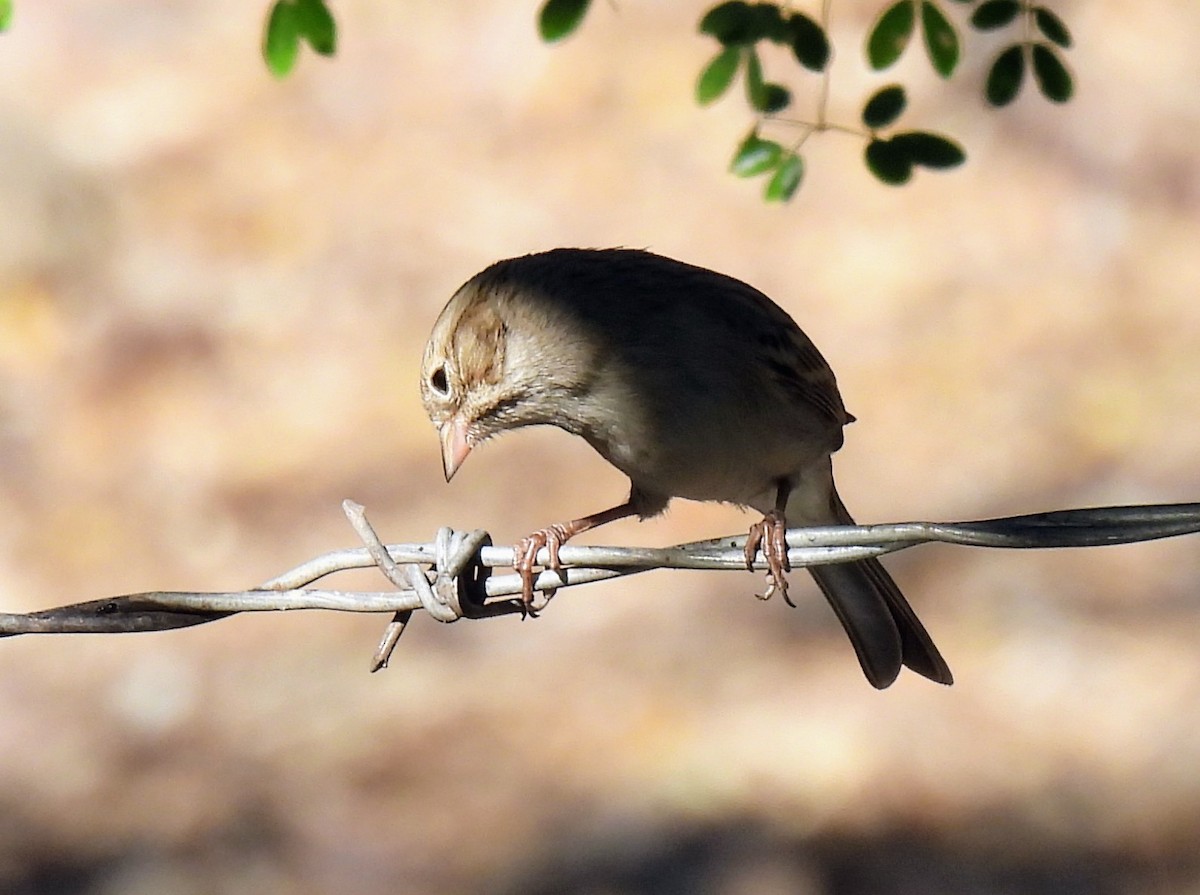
[2,502,1197,648]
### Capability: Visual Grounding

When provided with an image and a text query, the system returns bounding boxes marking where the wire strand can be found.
[2,502,1197,639]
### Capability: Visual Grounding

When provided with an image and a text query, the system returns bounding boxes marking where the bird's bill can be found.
[439,415,472,481]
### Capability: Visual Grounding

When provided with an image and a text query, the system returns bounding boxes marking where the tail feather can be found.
[807,491,953,689]
[808,560,904,688]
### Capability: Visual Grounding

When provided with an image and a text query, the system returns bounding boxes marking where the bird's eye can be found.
[428,365,450,396]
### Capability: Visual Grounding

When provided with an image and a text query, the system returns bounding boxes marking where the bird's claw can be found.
[745,510,793,605]
[513,523,571,614]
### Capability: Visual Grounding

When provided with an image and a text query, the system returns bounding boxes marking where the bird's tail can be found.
[807,489,953,689]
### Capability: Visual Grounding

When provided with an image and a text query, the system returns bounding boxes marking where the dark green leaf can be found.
[758,83,791,113]
[0,0,12,32]
[1031,43,1073,102]
[700,1,755,44]
[891,131,966,168]
[867,0,915,70]
[296,0,336,55]
[970,0,1020,30]
[731,132,784,177]
[1033,7,1072,48]
[696,47,741,104]
[788,12,830,71]
[263,1,301,78]
[921,2,960,77]
[538,0,591,43]
[862,84,907,129]
[986,44,1025,106]
[750,3,790,42]
[765,153,804,201]
[865,138,913,185]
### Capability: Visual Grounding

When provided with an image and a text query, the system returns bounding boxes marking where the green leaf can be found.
[862,84,907,129]
[867,0,915,70]
[788,12,830,71]
[539,0,591,43]
[731,131,783,177]
[696,47,741,104]
[296,0,336,55]
[758,83,791,113]
[986,44,1025,106]
[1031,43,1073,102]
[744,46,764,101]
[700,1,755,44]
[970,0,1020,30]
[865,138,913,185]
[921,1,960,77]
[1033,7,1072,48]
[765,153,804,201]
[750,3,790,42]
[891,131,966,168]
[744,47,788,112]
[0,0,12,32]
[263,1,301,78]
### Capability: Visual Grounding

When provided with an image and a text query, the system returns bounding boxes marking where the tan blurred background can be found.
[1,1,1199,892]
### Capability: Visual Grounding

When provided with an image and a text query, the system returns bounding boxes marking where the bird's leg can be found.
[515,501,639,612]
[744,480,794,605]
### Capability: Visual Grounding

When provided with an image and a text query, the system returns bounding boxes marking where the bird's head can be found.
[420,271,593,481]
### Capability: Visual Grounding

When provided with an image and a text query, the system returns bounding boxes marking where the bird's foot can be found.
[745,510,793,605]
[513,522,573,614]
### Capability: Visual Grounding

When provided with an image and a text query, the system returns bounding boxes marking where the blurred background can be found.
[1,1,1199,892]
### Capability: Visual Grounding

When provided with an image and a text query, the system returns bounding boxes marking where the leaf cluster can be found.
[730,132,806,201]
[244,0,1076,202]
[702,2,973,198]
[969,1,1073,104]
[693,2,830,122]
[867,0,961,76]
[860,85,964,184]
[717,0,1073,199]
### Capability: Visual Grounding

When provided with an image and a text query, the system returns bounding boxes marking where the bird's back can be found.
[474,248,848,428]
[469,248,850,505]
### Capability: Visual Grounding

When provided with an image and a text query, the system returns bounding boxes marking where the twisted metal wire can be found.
[2,502,1197,664]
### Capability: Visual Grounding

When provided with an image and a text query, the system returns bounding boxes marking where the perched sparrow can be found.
[420,248,952,688]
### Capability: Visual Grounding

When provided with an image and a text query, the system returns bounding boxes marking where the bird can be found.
[419,248,952,689]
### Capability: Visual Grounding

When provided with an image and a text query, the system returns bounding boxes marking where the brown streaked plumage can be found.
[420,248,952,689]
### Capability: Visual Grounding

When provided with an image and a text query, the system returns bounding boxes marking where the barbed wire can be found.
[2,500,1198,670]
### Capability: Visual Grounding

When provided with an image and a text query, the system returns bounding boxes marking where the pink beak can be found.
[439,415,472,481]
